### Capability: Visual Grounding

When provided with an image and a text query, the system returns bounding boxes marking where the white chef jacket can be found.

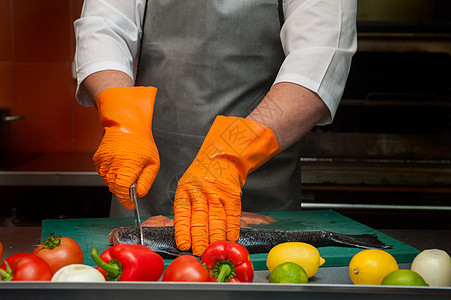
[74,0,357,125]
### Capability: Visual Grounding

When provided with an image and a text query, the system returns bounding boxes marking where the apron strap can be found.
[136,0,149,77]
[278,0,284,27]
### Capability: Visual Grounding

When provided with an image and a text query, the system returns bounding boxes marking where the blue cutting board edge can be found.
[41,210,420,271]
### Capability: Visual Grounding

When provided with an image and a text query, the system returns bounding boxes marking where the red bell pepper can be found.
[90,244,164,281]
[201,241,254,283]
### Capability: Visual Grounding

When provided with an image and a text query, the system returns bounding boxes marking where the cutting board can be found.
[41,210,420,271]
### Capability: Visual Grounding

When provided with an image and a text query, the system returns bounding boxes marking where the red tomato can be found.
[0,241,3,261]
[0,253,52,281]
[32,233,84,274]
[162,255,212,282]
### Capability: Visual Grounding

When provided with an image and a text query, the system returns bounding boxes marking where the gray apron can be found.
[110,0,302,217]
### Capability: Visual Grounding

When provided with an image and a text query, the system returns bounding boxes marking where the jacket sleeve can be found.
[275,0,357,124]
[73,0,146,106]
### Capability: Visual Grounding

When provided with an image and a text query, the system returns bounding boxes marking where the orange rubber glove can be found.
[93,86,159,210]
[174,116,279,256]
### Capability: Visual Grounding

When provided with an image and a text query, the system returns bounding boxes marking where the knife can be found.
[130,182,144,245]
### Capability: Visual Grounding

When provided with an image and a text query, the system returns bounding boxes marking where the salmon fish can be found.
[141,213,275,228]
[109,226,391,258]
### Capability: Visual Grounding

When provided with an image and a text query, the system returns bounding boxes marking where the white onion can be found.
[411,249,451,287]
[51,264,106,282]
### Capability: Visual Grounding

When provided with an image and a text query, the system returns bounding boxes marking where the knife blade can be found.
[130,182,144,245]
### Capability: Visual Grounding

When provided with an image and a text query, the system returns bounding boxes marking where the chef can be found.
[74,0,357,255]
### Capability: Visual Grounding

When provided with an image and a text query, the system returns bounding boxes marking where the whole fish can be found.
[109,226,391,258]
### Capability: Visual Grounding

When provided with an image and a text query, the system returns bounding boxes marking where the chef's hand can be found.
[174,116,279,256]
[93,86,159,210]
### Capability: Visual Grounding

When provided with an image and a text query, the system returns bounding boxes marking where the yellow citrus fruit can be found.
[349,249,399,285]
[266,242,325,278]
[381,269,429,286]
[269,262,309,284]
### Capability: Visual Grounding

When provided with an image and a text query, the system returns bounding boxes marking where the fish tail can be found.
[328,232,392,249]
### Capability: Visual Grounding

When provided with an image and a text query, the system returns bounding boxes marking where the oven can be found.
[300,0,451,229]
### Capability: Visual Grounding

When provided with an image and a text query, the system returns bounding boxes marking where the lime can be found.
[266,242,325,278]
[381,269,429,286]
[269,262,309,284]
[349,249,399,285]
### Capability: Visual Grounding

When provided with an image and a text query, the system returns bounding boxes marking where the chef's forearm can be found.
[246,82,329,152]
[81,70,134,107]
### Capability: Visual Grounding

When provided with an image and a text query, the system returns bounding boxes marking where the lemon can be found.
[381,269,429,286]
[349,249,399,285]
[266,242,325,278]
[269,262,309,284]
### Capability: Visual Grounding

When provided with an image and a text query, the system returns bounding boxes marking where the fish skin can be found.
[109,226,391,258]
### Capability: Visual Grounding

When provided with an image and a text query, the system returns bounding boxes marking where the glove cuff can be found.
[199,115,279,186]
[97,86,158,136]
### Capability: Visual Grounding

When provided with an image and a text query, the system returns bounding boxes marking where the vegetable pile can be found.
[0,233,254,283]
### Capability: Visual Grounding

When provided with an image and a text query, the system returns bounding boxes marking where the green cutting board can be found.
[41,210,419,271]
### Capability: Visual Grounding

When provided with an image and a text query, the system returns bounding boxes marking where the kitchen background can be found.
[0,0,106,225]
[0,0,100,156]
[0,0,450,228]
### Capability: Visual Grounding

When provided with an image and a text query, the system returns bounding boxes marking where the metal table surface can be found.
[1,227,450,299]
[0,153,103,186]
[2,153,451,189]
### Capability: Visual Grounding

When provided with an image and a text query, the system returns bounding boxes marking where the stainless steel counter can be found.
[1,281,450,300]
[2,153,451,190]
[0,153,103,186]
[0,171,103,186]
